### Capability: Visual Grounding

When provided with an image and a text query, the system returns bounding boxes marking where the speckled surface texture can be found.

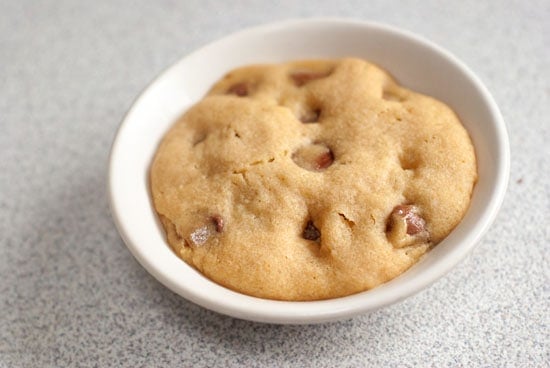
[0,1,548,367]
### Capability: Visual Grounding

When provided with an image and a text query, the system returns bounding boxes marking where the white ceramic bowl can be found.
[108,18,509,324]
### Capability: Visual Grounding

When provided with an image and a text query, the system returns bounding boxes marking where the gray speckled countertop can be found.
[1,1,548,367]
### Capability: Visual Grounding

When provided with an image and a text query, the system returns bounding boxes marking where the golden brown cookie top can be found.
[150,58,477,301]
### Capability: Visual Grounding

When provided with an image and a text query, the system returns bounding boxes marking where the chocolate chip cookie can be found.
[150,58,477,301]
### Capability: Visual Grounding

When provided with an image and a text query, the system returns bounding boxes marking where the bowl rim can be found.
[108,17,510,324]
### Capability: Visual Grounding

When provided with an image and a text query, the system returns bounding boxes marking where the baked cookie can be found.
[150,58,477,301]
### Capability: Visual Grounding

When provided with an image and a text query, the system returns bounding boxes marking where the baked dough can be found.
[150,58,477,300]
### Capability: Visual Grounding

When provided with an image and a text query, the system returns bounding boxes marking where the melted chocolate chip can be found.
[303,221,321,241]
[211,215,224,233]
[186,214,224,247]
[314,150,334,170]
[386,204,429,248]
[292,143,334,172]
[386,204,430,248]
[391,205,426,235]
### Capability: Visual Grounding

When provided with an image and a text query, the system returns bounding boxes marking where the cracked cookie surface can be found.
[150,58,477,301]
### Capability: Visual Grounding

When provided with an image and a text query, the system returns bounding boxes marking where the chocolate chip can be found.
[227,82,248,96]
[391,205,426,235]
[386,204,429,248]
[290,70,331,87]
[303,221,320,241]
[211,214,224,233]
[186,214,224,247]
[292,143,334,172]
[315,150,334,170]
